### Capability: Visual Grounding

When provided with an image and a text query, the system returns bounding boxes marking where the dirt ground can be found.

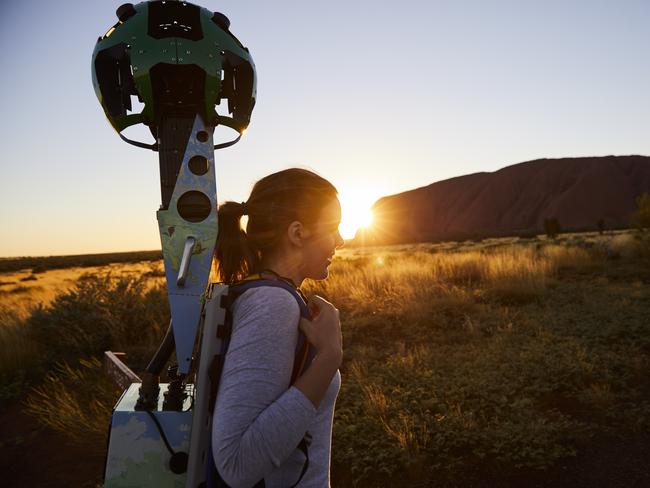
[0,401,104,488]
[506,433,650,488]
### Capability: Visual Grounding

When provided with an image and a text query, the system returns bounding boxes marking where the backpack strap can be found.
[208,273,314,488]
[226,273,315,380]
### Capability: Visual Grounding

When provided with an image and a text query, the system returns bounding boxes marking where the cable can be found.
[145,410,174,456]
[145,410,189,474]
[214,132,241,150]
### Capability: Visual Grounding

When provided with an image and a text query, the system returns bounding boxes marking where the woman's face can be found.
[301,198,344,280]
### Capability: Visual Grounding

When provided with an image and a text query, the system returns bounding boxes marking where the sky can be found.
[1,0,649,257]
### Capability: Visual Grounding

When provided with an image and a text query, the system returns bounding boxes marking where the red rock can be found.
[358,155,650,244]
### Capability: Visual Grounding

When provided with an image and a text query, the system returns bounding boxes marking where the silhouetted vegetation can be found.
[544,218,562,239]
[27,274,169,368]
[632,193,650,231]
[0,250,162,273]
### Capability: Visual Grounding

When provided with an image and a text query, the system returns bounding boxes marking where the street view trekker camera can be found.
[92,2,256,486]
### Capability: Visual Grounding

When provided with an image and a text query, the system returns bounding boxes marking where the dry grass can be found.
[24,358,120,451]
[304,242,596,311]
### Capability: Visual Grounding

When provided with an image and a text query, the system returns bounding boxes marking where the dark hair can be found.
[215,168,338,284]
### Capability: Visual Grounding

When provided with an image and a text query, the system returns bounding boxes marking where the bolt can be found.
[179,58,184,62]
[186,50,191,54]
[133,66,138,71]
[138,50,144,54]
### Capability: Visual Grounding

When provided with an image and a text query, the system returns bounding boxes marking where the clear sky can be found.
[1,0,648,257]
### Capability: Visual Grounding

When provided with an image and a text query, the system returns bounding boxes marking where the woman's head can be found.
[215,168,343,284]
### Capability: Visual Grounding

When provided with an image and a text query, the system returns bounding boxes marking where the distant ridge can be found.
[0,250,162,273]
[356,155,650,245]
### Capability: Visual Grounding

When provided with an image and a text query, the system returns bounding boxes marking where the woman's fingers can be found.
[299,295,342,359]
[307,295,338,318]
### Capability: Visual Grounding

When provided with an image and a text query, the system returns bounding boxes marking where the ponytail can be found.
[215,201,260,284]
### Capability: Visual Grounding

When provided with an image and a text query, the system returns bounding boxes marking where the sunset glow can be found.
[337,186,382,240]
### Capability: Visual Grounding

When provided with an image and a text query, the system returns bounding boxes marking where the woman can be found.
[211,168,344,487]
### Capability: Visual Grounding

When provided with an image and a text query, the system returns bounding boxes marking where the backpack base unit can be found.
[104,383,193,488]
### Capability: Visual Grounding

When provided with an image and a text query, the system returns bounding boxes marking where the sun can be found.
[337,185,381,240]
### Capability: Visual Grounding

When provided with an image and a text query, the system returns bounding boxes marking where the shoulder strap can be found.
[228,274,310,317]
[227,276,314,382]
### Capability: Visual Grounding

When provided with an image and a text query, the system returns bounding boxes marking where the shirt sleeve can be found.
[211,286,317,488]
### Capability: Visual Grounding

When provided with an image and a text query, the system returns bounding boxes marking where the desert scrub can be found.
[541,244,595,271]
[0,305,41,401]
[305,243,593,311]
[27,273,169,369]
[24,357,121,452]
[0,305,40,374]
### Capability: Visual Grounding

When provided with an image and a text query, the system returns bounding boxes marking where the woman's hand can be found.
[294,295,342,408]
[299,295,342,365]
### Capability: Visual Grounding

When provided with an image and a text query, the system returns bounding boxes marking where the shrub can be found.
[0,305,41,399]
[632,192,650,231]
[27,273,169,368]
[544,218,561,239]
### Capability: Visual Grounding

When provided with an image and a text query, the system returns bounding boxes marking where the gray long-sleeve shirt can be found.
[212,286,341,488]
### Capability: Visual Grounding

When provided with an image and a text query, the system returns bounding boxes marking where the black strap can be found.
[118,124,242,151]
[213,132,241,150]
[118,131,159,151]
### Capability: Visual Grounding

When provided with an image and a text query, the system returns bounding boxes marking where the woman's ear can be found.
[287,220,305,247]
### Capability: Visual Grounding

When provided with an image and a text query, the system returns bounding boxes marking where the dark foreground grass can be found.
[329,275,650,486]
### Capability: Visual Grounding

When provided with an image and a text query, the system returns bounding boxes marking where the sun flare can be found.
[337,185,382,240]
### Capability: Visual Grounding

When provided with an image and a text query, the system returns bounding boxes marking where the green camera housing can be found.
[92,1,256,139]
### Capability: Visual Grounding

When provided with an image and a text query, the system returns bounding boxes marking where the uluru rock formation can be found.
[356,155,650,245]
